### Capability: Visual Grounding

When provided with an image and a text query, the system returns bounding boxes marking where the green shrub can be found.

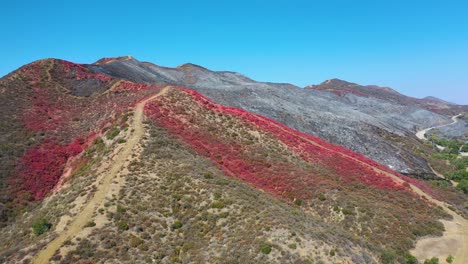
[423,257,439,264]
[457,179,468,194]
[213,191,222,200]
[211,200,225,209]
[32,218,52,235]
[106,129,120,140]
[429,180,452,188]
[117,220,129,231]
[84,221,96,228]
[295,199,303,206]
[404,253,418,264]
[171,220,183,230]
[380,250,396,264]
[203,172,214,179]
[116,205,126,213]
[447,170,468,182]
[259,243,272,254]
[318,193,326,201]
[452,156,468,170]
[446,255,454,263]
[129,235,143,247]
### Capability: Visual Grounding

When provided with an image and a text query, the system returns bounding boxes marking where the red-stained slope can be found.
[145,87,435,201]
[13,138,84,200]
[7,59,163,202]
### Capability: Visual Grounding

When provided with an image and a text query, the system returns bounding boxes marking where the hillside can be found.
[89,57,468,181]
[0,58,466,263]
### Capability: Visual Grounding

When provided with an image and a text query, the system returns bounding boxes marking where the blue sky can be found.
[2,0,467,104]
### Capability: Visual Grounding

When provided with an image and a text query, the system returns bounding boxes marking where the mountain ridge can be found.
[86,56,463,176]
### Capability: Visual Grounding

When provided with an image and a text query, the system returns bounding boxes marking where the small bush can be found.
[380,250,396,264]
[404,253,418,264]
[318,194,326,201]
[117,221,129,231]
[213,191,222,200]
[84,221,96,228]
[171,220,183,230]
[446,255,454,263]
[129,235,143,247]
[211,201,225,209]
[423,257,439,264]
[203,172,213,179]
[259,243,272,254]
[456,179,468,194]
[32,218,52,236]
[106,129,120,140]
[116,205,126,213]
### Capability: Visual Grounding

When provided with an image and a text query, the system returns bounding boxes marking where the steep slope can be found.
[88,57,463,179]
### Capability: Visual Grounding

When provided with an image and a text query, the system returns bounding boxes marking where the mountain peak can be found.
[94,55,135,64]
[305,78,356,89]
[176,63,208,71]
[321,78,356,86]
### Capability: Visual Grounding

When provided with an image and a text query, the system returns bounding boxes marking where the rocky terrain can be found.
[0,57,466,264]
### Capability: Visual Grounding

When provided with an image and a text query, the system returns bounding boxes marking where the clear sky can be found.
[2,0,467,104]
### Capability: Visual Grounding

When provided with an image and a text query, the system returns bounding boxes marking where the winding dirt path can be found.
[255,115,468,263]
[45,60,54,81]
[416,114,462,140]
[32,87,169,264]
[411,114,467,262]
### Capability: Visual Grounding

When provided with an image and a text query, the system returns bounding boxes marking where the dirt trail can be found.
[416,114,462,140]
[103,80,124,94]
[430,165,458,187]
[45,60,54,81]
[255,115,468,263]
[31,87,169,264]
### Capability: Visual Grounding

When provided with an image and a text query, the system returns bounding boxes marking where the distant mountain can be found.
[306,79,467,115]
[422,96,456,105]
